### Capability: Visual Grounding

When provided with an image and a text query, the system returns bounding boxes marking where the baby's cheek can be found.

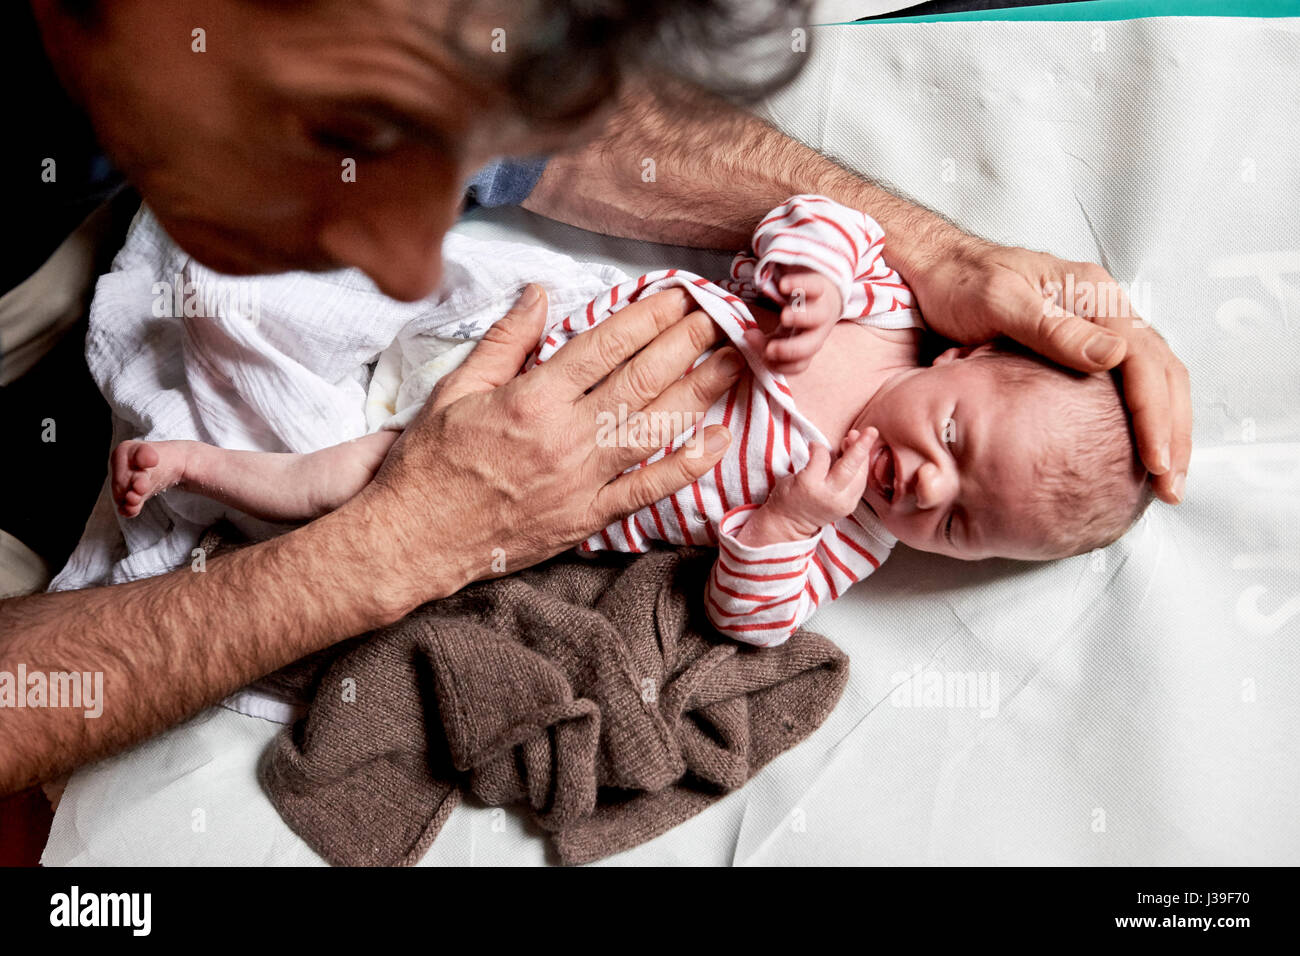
[883,515,927,551]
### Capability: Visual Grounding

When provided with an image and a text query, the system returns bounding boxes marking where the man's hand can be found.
[743,267,843,375]
[904,236,1191,503]
[356,284,742,615]
[737,428,875,546]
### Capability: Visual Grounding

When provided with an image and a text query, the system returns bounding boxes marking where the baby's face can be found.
[856,345,1055,560]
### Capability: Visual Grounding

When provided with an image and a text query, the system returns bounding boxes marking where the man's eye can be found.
[310,121,403,157]
[944,512,956,545]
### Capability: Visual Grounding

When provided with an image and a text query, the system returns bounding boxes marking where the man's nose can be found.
[913,460,957,511]
[318,211,448,302]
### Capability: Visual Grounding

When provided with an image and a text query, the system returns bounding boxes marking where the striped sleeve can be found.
[729,194,919,327]
[838,208,918,325]
[705,504,822,647]
[706,503,889,647]
[720,250,759,301]
[745,195,871,316]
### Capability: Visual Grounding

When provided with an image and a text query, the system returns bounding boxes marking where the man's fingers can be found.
[1117,345,1175,483]
[1151,358,1193,502]
[1167,359,1192,497]
[546,288,695,398]
[1007,289,1127,374]
[595,345,744,473]
[587,305,725,416]
[430,284,548,411]
[594,425,731,521]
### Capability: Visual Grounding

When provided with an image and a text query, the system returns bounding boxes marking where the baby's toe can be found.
[110,443,135,496]
[130,442,160,470]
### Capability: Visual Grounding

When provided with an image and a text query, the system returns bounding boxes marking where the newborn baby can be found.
[110,196,1151,646]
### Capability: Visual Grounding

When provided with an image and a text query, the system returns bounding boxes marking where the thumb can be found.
[1012,293,1127,373]
[431,284,548,410]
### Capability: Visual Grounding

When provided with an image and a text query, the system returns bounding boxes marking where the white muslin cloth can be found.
[50,207,628,593]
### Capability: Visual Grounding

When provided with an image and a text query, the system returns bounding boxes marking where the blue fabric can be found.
[464,157,550,209]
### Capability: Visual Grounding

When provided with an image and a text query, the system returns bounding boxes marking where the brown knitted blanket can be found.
[256,545,848,866]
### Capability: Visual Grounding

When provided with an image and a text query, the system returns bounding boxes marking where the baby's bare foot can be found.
[111,439,193,517]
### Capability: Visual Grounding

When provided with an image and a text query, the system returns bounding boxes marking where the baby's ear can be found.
[932,343,990,367]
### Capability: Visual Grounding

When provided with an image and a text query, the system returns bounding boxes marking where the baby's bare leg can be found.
[111,431,400,522]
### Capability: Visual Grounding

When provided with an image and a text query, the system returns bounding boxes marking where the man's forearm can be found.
[0,496,447,795]
[523,87,965,277]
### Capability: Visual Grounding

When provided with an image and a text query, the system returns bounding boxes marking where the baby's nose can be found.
[914,461,956,510]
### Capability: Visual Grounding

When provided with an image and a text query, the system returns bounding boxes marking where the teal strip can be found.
[819,0,1300,25]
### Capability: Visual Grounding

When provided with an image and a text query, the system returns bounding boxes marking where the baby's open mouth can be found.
[869,442,895,503]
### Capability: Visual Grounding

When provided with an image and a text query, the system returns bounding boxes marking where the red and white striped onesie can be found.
[526,195,922,647]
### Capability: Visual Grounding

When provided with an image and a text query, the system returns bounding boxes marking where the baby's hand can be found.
[752,427,876,541]
[744,267,844,375]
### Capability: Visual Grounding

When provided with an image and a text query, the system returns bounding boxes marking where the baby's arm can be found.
[706,506,821,647]
[840,231,916,324]
[727,195,903,373]
[111,431,399,522]
[705,428,875,646]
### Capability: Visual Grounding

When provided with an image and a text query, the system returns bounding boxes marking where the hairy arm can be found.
[0,497,422,794]
[525,87,957,272]
[524,87,1191,503]
[0,288,739,795]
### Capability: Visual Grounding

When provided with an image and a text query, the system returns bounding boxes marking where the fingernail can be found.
[705,428,731,454]
[1172,471,1186,503]
[518,284,541,308]
[719,349,744,376]
[1084,334,1122,365]
[1157,444,1170,473]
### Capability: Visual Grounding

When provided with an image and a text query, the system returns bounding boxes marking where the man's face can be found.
[857,346,1056,561]
[36,0,586,301]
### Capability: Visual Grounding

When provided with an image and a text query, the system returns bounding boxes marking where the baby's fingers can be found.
[841,425,878,456]
[802,443,832,480]
[765,333,819,367]
[765,325,832,369]
[830,429,874,485]
[778,273,819,297]
[780,302,828,331]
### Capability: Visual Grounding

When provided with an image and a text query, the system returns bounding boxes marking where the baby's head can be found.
[860,339,1152,560]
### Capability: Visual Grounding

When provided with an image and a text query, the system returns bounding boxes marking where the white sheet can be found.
[43,16,1300,866]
